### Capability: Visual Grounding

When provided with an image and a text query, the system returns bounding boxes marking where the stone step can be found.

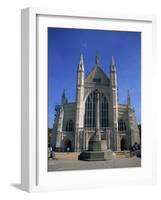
[53,151,131,160]
[115,151,131,158]
[54,152,80,160]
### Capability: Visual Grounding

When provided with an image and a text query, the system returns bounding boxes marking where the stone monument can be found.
[78,90,115,161]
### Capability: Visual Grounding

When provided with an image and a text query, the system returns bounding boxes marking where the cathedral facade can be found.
[51,53,140,152]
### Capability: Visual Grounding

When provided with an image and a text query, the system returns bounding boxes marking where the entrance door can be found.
[121,137,127,151]
[64,138,72,152]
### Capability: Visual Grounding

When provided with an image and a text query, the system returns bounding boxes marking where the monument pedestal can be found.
[78,139,115,161]
[78,151,105,161]
[88,140,101,151]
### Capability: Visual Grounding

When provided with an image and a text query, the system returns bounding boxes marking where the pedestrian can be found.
[67,147,70,153]
[52,150,55,160]
[48,147,51,159]
[50,147,52,158]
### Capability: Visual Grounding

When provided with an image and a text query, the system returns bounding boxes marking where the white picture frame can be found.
[21,7,157,192]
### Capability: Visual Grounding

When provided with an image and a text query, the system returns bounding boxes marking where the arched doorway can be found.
[64,138,72,152]
[121,137,127,151]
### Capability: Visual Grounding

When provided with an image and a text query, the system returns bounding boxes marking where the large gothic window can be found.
[84,90,108,128]
[66,120,74,131]
[100,93,108,128]
[118,119,126,131]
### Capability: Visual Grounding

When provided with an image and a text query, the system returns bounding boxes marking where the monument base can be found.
[78,151,105,161]
[104,149,116,160]
[88,140,102,151]
[78,150,116,161]
[78,139,116,161]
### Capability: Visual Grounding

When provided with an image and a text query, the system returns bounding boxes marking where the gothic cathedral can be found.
[51,53,140,152]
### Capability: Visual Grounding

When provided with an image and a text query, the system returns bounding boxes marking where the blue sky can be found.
[48,28,141,128]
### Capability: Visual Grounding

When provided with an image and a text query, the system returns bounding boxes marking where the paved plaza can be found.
[48,156,141,172]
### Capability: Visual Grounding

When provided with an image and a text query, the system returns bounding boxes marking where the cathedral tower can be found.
[110,56,120,151]
[61,89,68,105]
[127,90,131,107]
[75,53,85,151]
